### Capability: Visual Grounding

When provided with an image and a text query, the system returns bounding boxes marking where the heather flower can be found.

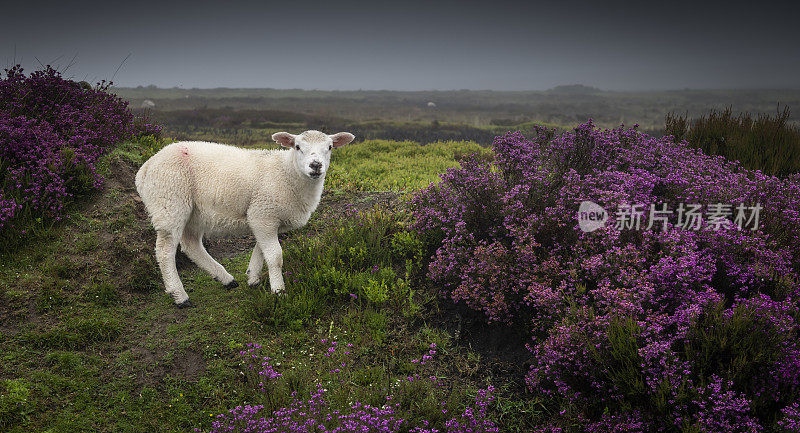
[412,121,800,430]
[0,65,160,244]
[778,401,800,432]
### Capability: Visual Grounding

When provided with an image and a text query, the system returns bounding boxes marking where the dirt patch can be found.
[109,155,139,191]
[0,295,23,334]
[126,346,168,387]
[428,299,532,394]
[124,347,206,388]
[169,349,206,379]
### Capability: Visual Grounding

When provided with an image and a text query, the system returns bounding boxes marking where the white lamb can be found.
[134,130,355,308]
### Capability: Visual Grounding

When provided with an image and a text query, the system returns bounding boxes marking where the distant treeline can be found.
[665,107,800,177]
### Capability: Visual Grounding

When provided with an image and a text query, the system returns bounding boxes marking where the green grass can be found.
[0,135,531,432]
[326,139,492,192]
[248,207,425,330]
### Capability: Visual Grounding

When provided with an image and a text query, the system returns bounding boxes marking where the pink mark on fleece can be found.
[178,145,190,158]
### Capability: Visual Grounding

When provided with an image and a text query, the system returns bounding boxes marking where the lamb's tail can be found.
[134,158,151,195]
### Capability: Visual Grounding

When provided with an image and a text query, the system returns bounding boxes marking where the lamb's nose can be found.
[309,161,322,171]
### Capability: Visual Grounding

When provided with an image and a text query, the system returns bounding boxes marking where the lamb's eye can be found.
[328,145,332,150]
[295,145,300,150]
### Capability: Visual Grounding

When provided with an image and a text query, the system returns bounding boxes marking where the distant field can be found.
[114,86,800,133]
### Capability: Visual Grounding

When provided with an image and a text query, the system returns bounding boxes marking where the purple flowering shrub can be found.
[202,340,497,433]
[0,65,161,243]
[412,122,800,430]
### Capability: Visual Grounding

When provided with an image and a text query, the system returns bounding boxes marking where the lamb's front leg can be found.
[250,224,285,294]
[246,244,264,286]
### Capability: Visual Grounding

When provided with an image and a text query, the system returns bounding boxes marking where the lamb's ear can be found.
[329,132,355,148]
[272,132,296,148]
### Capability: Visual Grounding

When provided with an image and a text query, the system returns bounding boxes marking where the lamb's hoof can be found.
[176,299,194,309]
[224,280,239,289]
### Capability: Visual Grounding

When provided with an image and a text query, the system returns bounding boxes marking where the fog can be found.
[2,0,798,90]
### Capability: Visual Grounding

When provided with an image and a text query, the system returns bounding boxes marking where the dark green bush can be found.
[665,107,800,177]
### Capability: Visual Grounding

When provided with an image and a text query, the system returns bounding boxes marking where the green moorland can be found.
[0,137,538,432]
[114,85,800,132]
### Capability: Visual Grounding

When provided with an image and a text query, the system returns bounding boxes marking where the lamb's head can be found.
[272,130,355,180]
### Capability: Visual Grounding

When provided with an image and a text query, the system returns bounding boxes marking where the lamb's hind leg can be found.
[180,229,237,288]
[250,223,284,294]
[246,244,264,286]
[155,230,192,307]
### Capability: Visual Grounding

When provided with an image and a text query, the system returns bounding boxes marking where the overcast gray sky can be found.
[2,0,798,90]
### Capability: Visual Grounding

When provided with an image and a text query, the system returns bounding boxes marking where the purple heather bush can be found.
[0,65,160,243]
[412,121,800,431]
